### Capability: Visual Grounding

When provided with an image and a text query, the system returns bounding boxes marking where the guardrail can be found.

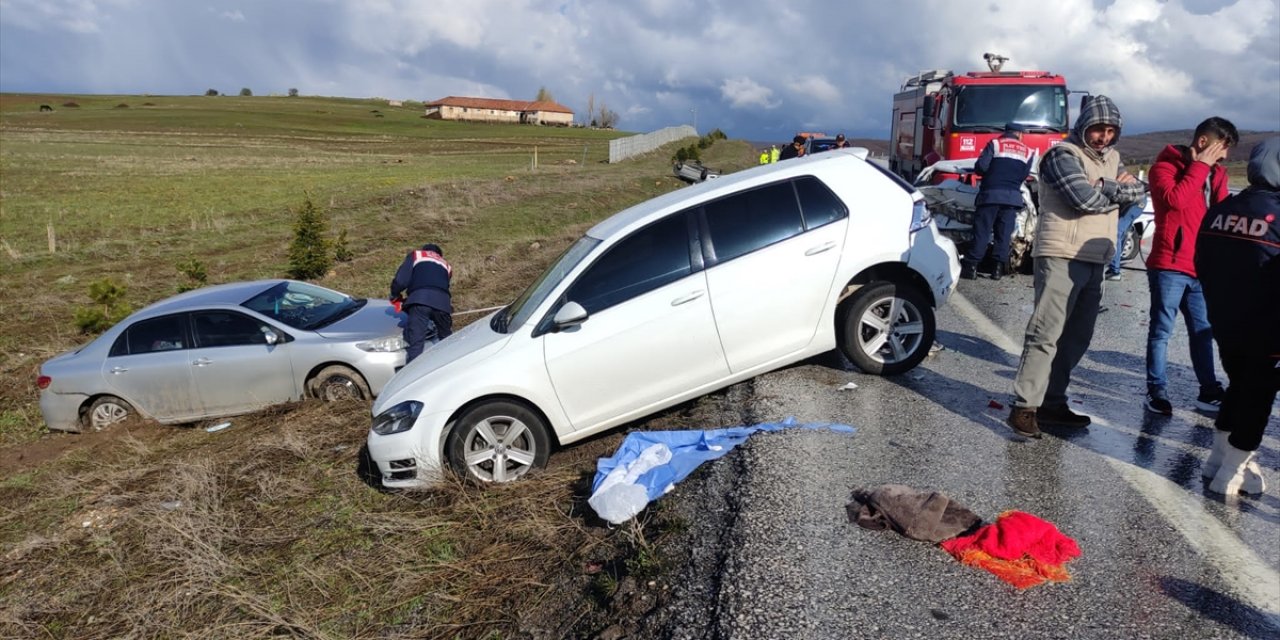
[609,125,698,163]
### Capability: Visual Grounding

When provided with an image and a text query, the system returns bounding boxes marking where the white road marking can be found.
[950,290,1280,620]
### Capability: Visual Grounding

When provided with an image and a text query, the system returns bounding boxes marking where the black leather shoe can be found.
[960,263,978,280]
[991,263,1006,281]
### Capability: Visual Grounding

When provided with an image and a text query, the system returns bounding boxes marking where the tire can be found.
[86,395,134,431]
[1121,225,1141,262]
[837,282,936,376]
[307,365,371,402]
[445,400,551,483]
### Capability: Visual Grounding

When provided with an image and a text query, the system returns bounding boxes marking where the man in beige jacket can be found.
[1007,95,1148,438]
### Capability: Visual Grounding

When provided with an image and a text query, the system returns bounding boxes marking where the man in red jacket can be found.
[1143,117,1238,416]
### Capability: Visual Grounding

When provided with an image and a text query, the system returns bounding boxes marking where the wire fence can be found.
[608,125,698,163]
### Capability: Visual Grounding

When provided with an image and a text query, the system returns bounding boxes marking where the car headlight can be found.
[357,335,408,352]
[909,198,933,234]
[371,400,423,436]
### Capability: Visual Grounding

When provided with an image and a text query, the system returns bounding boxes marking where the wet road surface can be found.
[635,263,1280,639]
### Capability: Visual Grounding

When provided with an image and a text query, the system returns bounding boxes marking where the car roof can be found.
[135,279,288,317]
[587,148,871,240]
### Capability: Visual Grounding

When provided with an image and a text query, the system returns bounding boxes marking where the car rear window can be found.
[112,314,187,356]
[795,176,848,229]
[703,182,804,262]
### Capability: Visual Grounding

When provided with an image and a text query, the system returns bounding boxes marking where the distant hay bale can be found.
[62,101,80,108]
[142,102,156,106]
[114,103,130,109]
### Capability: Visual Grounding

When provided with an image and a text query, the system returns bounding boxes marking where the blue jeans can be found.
[1145,269,1218,393]
[1110,202,1144,274]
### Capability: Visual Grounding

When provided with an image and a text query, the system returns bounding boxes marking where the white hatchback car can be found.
[368,149,959,486]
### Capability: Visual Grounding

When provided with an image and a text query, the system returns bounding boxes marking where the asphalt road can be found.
[630,263,1280,640]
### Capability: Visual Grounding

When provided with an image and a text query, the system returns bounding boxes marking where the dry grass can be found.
[0,94,758,637]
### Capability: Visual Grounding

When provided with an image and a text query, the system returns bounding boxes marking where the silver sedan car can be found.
[38,279,407,432]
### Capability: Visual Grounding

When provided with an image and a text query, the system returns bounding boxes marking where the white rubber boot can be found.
[1201,430,1231,479]
[1242,458,1267,495]
[1209,444,1260,496]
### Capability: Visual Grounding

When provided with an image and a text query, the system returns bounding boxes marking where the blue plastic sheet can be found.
[587,417,856,524]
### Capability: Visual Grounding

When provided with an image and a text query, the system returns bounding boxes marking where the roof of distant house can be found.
[424,96,574,114]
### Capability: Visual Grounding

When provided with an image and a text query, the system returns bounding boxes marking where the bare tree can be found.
[535,86,555,102]
[598,103,619,128]
[586,93,595,127]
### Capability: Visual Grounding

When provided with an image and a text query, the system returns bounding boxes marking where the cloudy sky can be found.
[2,0,1277,141]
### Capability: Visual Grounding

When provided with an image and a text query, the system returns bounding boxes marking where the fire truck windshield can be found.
[953,84,1068,132]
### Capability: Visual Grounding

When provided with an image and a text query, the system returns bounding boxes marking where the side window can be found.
[704,182,804,262]
[118,315,188,356]
[194,311,269,348]
[795,176,848,229]
[565,214,692,314]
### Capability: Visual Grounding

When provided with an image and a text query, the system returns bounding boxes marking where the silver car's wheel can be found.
[446,401,550,483]
[308,365,371,402]
[838,282,936,376]
[87,396,133,431]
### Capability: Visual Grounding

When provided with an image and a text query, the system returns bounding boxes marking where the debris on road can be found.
[847,484,981,543]
[588,417,856,525]
[988,400,1005,410]
[839,382,859,391]
[205,421,232,433]
[941,510,1081,589]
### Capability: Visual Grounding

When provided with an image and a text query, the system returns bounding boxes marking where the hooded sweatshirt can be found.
[1034,95,1147,263]
[1195,136,1280,355]
[1146,144,1231,277]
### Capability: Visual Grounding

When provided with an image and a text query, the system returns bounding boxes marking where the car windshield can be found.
[241,281,363,331]
[497,236,600,333]
[953,84,1068,132]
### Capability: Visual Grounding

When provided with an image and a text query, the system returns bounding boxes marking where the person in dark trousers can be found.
[962,122,1035,281]
[1006,95,1146,439]
[1142,117,1238,416]
[779,135,805,160]
[1194,136,1280,497]
[390,243,453,363]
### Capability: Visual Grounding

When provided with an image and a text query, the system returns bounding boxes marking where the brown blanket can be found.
[847,484,982,543]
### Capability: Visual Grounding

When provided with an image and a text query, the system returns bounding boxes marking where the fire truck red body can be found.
[889,59,1070,181]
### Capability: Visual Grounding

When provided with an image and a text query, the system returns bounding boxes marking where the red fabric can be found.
[1146,144,1231,277]
[940,510,1081,589]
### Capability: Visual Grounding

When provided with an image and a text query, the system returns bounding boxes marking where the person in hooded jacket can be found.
[1194,136,1280,497]
[390,243,453,363]
[962,122,1036,281]
[1142,117,1238,417]
[1007,95,1147,439]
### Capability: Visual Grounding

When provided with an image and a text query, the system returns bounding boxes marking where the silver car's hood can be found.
[311,299,404,338]
[373,311,511,413]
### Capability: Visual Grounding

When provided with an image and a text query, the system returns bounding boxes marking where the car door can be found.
[543,212,730,430]
[103,313,202,421]
[189,310,298,415]
[702,177,849,373]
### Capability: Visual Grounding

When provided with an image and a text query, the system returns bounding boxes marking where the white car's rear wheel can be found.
[838,282,935,376]
[446,401,550,483]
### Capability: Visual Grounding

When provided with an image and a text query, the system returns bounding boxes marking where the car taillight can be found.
[37,375,51,389]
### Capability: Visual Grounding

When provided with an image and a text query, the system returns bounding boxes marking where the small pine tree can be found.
[74,278,132,334]
[239,87,253,97]
[675,147,689,163]
[288,88,299,97]
[333,229,354,263]
[176,259,208,293]
[685,144,701,161]
[287,198,332,280]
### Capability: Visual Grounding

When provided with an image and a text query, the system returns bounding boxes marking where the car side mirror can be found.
[552,301,588,331]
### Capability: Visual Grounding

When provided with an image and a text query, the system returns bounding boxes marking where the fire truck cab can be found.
[890,55,1069,182]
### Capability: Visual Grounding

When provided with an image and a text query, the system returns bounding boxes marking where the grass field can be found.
[0,93,756,638]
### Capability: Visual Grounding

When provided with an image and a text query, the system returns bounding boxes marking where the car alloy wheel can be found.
[838,282,936,376]
[446,401,551,483]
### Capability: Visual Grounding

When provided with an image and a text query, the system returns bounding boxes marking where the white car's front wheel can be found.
[838,282,936,376]
[446,401,551,483]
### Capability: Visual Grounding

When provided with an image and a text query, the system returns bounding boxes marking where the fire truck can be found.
[889,53,1070,181]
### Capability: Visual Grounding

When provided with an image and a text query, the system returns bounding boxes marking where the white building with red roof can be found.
[423,96,575,126]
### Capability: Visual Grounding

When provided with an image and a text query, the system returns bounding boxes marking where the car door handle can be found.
[805,241,837,256]
[193,358,212,367]
[671,290,706,306]
[110,366,128,374]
